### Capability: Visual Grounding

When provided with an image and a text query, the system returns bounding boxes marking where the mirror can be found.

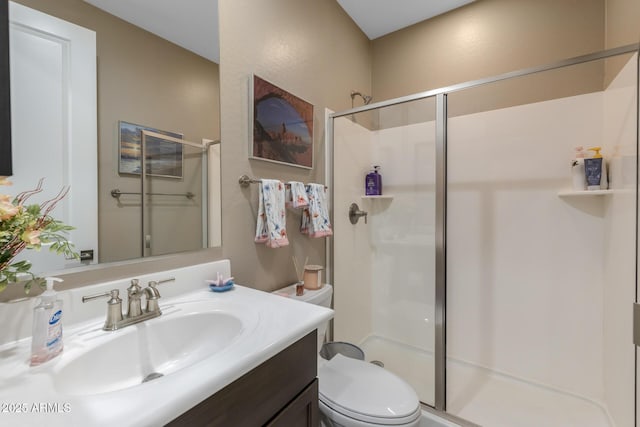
[5,0,221,277]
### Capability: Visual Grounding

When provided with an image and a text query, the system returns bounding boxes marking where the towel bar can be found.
[111,189,195,199]
[238,174,327,189]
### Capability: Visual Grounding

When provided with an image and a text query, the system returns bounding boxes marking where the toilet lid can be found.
[318,354,420,422]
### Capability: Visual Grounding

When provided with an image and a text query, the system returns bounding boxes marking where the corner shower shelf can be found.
[361,195,394,200]
[557,189,633,197]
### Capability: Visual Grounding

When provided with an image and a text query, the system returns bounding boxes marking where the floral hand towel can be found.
[255,179,289,248]
[301,183,333,238]
[285,181,309,208]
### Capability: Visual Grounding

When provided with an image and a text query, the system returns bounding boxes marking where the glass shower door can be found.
[446,53,638,427]
[141,131,209,258]
[331,96,438,406]
[145,141,207,257]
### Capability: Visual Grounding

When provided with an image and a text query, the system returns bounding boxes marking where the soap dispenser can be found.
[30,277,64,366]
[584,147,607,191]
[365,165,382,196]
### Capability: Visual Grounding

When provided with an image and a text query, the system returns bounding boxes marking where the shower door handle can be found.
[349,203,368,224]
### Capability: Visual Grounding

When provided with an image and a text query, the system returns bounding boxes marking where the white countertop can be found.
[0,276,332,426]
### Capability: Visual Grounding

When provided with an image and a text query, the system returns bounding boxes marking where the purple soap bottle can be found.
[365,165,382,195]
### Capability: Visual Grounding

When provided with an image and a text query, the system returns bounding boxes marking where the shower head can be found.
[350,90,373,105]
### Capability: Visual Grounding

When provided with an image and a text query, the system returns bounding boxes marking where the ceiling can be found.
[83,0,474,64]
[336,0,475,40]
[84,0,220,62]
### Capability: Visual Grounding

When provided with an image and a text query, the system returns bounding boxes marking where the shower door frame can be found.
[328,42,640,414]
[636,48,640,427]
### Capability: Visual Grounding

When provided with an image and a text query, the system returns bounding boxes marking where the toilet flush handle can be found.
[349,203,368,225]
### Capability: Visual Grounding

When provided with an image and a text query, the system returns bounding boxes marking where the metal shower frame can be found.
[326,43,640,415]
[140,130,220,258]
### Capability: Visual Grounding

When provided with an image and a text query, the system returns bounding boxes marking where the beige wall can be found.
[371,0,606,113]
[13,0,220,263]
[9,0,639,300]
[606,0,640,48]
[218,0,371,291]
[605,0,640,83]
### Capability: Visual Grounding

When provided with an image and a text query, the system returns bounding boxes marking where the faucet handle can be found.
[147,277,175,297]
[82,289,121,304]
[348,203,368,225]
[106,289,121,305]
[146,281,161,298]
[82,289,123,330]
[148,277,175,286]
[144,280,168,315]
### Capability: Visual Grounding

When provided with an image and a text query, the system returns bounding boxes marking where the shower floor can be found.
[359,335,612,427]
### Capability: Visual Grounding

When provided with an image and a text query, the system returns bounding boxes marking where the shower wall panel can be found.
[332,98,438,405]
[333,116,374,345]
[370,122,436,352]
[447,91,606,399]
[333,49,637,425]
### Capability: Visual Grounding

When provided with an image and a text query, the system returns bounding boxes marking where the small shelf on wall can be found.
[557,189,634,198]
[361,195,394,200]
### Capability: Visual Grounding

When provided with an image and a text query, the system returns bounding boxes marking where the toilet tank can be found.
[273,284,333,350]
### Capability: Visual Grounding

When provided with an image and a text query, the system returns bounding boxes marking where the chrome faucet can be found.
[126,279,143,318]
[82,277,174,331]
[143,281,161,313]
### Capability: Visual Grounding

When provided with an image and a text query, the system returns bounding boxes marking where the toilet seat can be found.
[319,400,421,426]
[318,354,421,425]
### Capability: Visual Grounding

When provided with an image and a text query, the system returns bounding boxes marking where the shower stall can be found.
[328,44,639,426]
[102,132,218,263]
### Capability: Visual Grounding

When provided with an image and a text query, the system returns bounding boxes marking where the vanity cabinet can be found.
[168,330,318,427]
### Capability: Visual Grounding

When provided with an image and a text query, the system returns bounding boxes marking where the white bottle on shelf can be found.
[571,146,586,191]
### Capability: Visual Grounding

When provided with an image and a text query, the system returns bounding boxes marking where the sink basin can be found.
[53,300,250,395]
[0,261,335,427]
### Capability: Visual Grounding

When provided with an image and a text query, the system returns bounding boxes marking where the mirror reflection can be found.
[8,0,221,276]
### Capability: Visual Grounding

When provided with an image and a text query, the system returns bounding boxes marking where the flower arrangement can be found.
[0,177,78,293]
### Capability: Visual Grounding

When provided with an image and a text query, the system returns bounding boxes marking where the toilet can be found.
[274,284,421,427]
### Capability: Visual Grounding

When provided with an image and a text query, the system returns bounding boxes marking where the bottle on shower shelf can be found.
[584,146,607,191]
[571,146,586,191]
[365,165,382,195]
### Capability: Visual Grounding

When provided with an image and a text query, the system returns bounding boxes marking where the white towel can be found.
[285,181,309,208]
[255,180,289,248]
[301,183,333,238]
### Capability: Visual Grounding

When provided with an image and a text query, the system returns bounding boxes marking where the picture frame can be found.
[118,121,184,179]
[249,75,314,169]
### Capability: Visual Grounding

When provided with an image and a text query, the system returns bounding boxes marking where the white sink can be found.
[0,262,333,427]
[53,299,253,396]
